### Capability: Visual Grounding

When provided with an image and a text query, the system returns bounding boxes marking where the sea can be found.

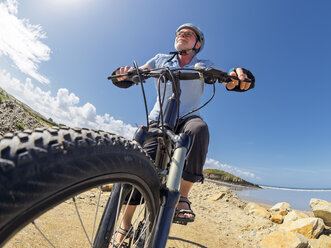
[206,179,331,211]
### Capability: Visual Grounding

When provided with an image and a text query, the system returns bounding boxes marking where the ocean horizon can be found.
[260,185,331,191]
[207,179,331,211]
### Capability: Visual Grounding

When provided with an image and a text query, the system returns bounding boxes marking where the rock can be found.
[250,207,271,219]
[284,210,310,223]
[270,202,292,214]
[244,202,261,212]
[271,214,284,224]
[260,231,309,248]
[280,217,325,239]
[244,203,272,219]
[308,235,331,248]
[278,210,289,216]
[310,198,331,227]
[101,184,113,192]
[209,192,226,201]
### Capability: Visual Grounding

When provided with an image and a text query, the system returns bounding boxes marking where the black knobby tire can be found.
[0,127,160,246]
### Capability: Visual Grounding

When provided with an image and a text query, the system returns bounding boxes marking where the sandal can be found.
[109,226,131,248]
[173,196,196,225]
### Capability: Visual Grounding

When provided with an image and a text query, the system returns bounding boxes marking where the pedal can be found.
[172,219,188,225]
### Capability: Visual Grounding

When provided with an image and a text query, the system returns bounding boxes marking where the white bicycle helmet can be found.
[176,23,204,53]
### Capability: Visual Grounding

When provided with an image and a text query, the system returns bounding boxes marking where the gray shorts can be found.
[144,115,209,183]
[126,116,209,205]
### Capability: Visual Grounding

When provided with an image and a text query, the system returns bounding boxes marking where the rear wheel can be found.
[0,127,160,247]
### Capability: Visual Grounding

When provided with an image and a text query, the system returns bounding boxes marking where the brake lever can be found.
[107,69,140,80]
[228,75,252,83]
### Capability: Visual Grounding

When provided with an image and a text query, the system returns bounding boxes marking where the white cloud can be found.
[0,70,136,139]
[0,0,136,138]
[204,158,257,180]
[0,0,50,83]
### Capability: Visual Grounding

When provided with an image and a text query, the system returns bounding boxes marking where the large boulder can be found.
[249,206,271,219]
[310,198,331,227]
[280,217,325,239]
[244,202,271,218]
[260,231,309,248]
[308,235,331,248]
[284,210,310,223]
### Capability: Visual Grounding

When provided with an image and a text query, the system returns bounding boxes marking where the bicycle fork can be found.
[150,133,190,248]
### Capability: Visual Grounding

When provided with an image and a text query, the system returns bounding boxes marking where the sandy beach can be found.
[3,180,322,248]
[167,181,278,248]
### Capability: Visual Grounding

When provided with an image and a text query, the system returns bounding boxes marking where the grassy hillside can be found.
[203,168,260,188]
[0,87,57,128]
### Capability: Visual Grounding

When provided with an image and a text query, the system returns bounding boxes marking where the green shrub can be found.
[204,169,243,181]
[16,122,25,130]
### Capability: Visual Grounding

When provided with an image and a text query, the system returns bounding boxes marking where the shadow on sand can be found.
[168,236,208,248]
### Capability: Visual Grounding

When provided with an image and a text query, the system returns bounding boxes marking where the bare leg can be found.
[109,205,136,247]
[177,179,194,219]
[179,178,193,198]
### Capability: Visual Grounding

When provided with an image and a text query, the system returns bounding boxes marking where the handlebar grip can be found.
[109,67,136,89]
[177,72,201,80]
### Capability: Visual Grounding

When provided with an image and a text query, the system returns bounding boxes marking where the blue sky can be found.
[0,0,330,188]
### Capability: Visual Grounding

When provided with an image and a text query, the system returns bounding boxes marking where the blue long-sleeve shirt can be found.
[146,53,214,121]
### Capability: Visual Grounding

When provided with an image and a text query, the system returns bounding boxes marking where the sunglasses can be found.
[176,31,197,38]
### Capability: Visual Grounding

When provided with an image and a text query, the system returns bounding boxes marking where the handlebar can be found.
[108,67,252,87]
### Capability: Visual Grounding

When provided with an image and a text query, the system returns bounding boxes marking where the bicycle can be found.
[0,63,251,248]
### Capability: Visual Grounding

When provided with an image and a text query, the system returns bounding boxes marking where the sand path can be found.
[4,181,279,248]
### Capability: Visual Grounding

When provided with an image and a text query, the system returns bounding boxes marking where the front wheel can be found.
[0,127,160,247]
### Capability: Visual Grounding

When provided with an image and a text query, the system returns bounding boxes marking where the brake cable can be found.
[156,73,173,160]
[180,79,216,119]
[164,68,180,131]
[157,74,166,135]
[133,61,150,129]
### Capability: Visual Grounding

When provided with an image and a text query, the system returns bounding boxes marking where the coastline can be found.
[260,185,331,192]
[206,178,331,211]
[205,178,260,189]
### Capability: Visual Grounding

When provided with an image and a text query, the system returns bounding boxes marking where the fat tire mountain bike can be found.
[0,64,251,247]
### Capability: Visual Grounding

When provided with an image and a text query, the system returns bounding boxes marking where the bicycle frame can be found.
[132,74,190,247]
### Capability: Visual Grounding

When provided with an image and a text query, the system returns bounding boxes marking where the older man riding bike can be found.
[111,23,255,247]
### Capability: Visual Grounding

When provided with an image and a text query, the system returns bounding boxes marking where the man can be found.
[112,23,255,246]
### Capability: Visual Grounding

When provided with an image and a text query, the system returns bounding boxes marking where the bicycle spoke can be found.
[130,197,144,246]
[90,187,102,247]
[133,213,150,248]
[72,196,92,246]
[110,184,124,247]
[126,196,152,248]
[114,185,135,248]
[32,221,56,248]
[5,185,154,248]
[118,186,135,230]
[143,220,152,248]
